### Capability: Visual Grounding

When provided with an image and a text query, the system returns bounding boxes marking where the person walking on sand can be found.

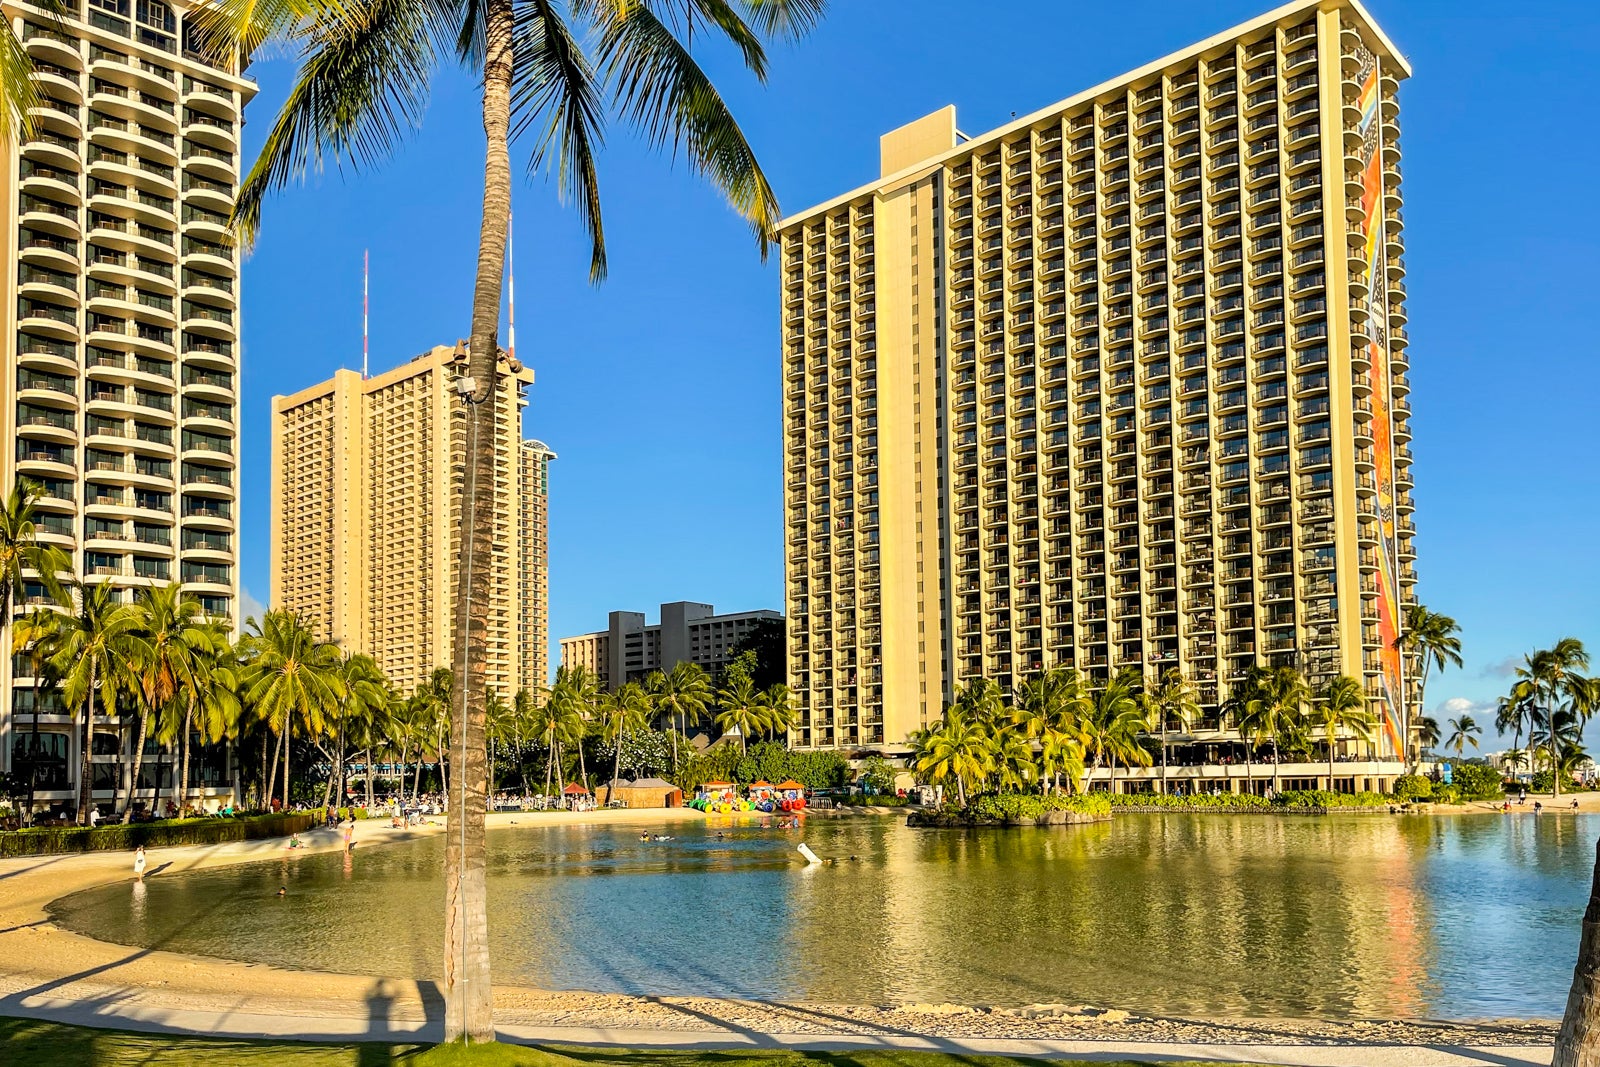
[133,845,146,880]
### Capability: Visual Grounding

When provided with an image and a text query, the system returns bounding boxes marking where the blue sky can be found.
[235,0,1599,742]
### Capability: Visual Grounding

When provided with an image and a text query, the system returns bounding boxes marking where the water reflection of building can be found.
[784,816,1432,1017]
[779,0,1419,797]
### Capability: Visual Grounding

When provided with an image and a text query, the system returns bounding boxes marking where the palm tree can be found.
[0,480,69,623]
[12,607,63,823]
[49,582,139,824]
[1444,715,1482,757]
[1394,605,1462,770]
[0,481,71,820]
[1039,726,1085,795]
[757,683,796,743]
[1517,640,1592,798]
[1496,690,1535,762]
[715,673,762,753]
[202,0,826,1039]
[1010,667,1086,748]
[124,583,212,821]
[1415,715,1441,758]
[325,654,388,807]
[913,707,993,806]
[508,687,538,793]
[991,728,1036,794]
[1555,838,1600,1065]
[1244,665,1310,796]
[599,681,651,802]
[241,610,345,812]
[1310,675,1373,791]
[1081,670,1142,792]
[647,661,712,773]
[1143,668,1199,795]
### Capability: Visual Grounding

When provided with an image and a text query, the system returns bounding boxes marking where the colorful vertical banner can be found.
[1353,47,1405,760]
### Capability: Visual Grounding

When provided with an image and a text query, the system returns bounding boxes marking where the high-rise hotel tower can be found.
[271,345,552,699]
[781,0,1417,780]
[2,0,252,808]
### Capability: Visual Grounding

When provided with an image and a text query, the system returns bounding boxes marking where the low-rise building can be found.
[559,602,782,690]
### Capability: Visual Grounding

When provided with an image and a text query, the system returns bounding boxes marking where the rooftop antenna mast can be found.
[362,249,370,379]
[506,210,516,365]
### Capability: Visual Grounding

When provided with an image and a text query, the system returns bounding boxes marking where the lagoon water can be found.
[49,813,1593,1020]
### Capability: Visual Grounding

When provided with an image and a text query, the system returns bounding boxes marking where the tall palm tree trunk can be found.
[1556,837,1600,1066]
[179,705,194,814]
[443,0,512,1039]
[266,729,281,809]
[76,672,97,825]
[1552,702,1564,799]
[609,722,624,805]
[281,721,292,811]
[123,709,149,823]
[364,748,376,809]
[1160,719,1168,795]
[26,667,43,826]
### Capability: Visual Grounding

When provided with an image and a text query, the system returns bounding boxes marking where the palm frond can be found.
[662,0,769,80]
[592,0,780,257]
[736,0,825,41]
[514,0,608,279]
[0,22,41,145]
[186,0,325,67]
[231,0,444,244]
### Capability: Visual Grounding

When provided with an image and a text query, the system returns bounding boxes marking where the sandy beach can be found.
[0,806,1565,1064]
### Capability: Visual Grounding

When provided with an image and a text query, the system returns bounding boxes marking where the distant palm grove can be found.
[1,478,1596,822]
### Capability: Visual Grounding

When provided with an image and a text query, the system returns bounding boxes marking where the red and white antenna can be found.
[506,211,516,364]
[362,249,370,379]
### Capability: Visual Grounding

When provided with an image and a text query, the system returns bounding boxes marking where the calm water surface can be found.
[49,813,1593,1019]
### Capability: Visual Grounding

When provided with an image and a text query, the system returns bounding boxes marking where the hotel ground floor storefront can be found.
[2,707,237,820]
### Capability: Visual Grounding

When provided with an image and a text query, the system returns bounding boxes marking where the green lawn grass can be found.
[0,1018,1268,1067]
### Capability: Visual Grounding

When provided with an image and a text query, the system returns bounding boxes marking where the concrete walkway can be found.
[0,992,1552,1066]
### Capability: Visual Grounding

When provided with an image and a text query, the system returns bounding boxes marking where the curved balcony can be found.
[19,194,81,241]
[23,26,81,69]
[16,411,79,445]
[181,368,235,401]
[28,99,81,140]
[180,305,236,342]
[20,161,82,206]
[182,145,236,182]
[19,267,81,309]
[181,112,237,152]
[17,300,80,342]
[180,176,234,212]
[180,236,236,276]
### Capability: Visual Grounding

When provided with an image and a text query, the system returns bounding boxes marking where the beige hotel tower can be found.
[271,345,553,698]
[2,0,250,807]
[781,0,1418,787]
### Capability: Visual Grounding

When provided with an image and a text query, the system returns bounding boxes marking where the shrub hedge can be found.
[0,807,365,858]
[1107,792,1273,812]
[1450,763,1509,800]
[963,792,1112,822]
[1392,774,1433,801]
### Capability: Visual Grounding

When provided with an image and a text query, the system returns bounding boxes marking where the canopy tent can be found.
[562,782,591,795]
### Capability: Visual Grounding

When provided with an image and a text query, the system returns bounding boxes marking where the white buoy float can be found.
[797,843,822,865]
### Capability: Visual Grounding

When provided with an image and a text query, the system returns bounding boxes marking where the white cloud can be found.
[1432,696,1495,718]
[239,587,266,626]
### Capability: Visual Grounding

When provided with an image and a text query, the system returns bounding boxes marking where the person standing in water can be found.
[344,817,355,851]
[133,845,146,880]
